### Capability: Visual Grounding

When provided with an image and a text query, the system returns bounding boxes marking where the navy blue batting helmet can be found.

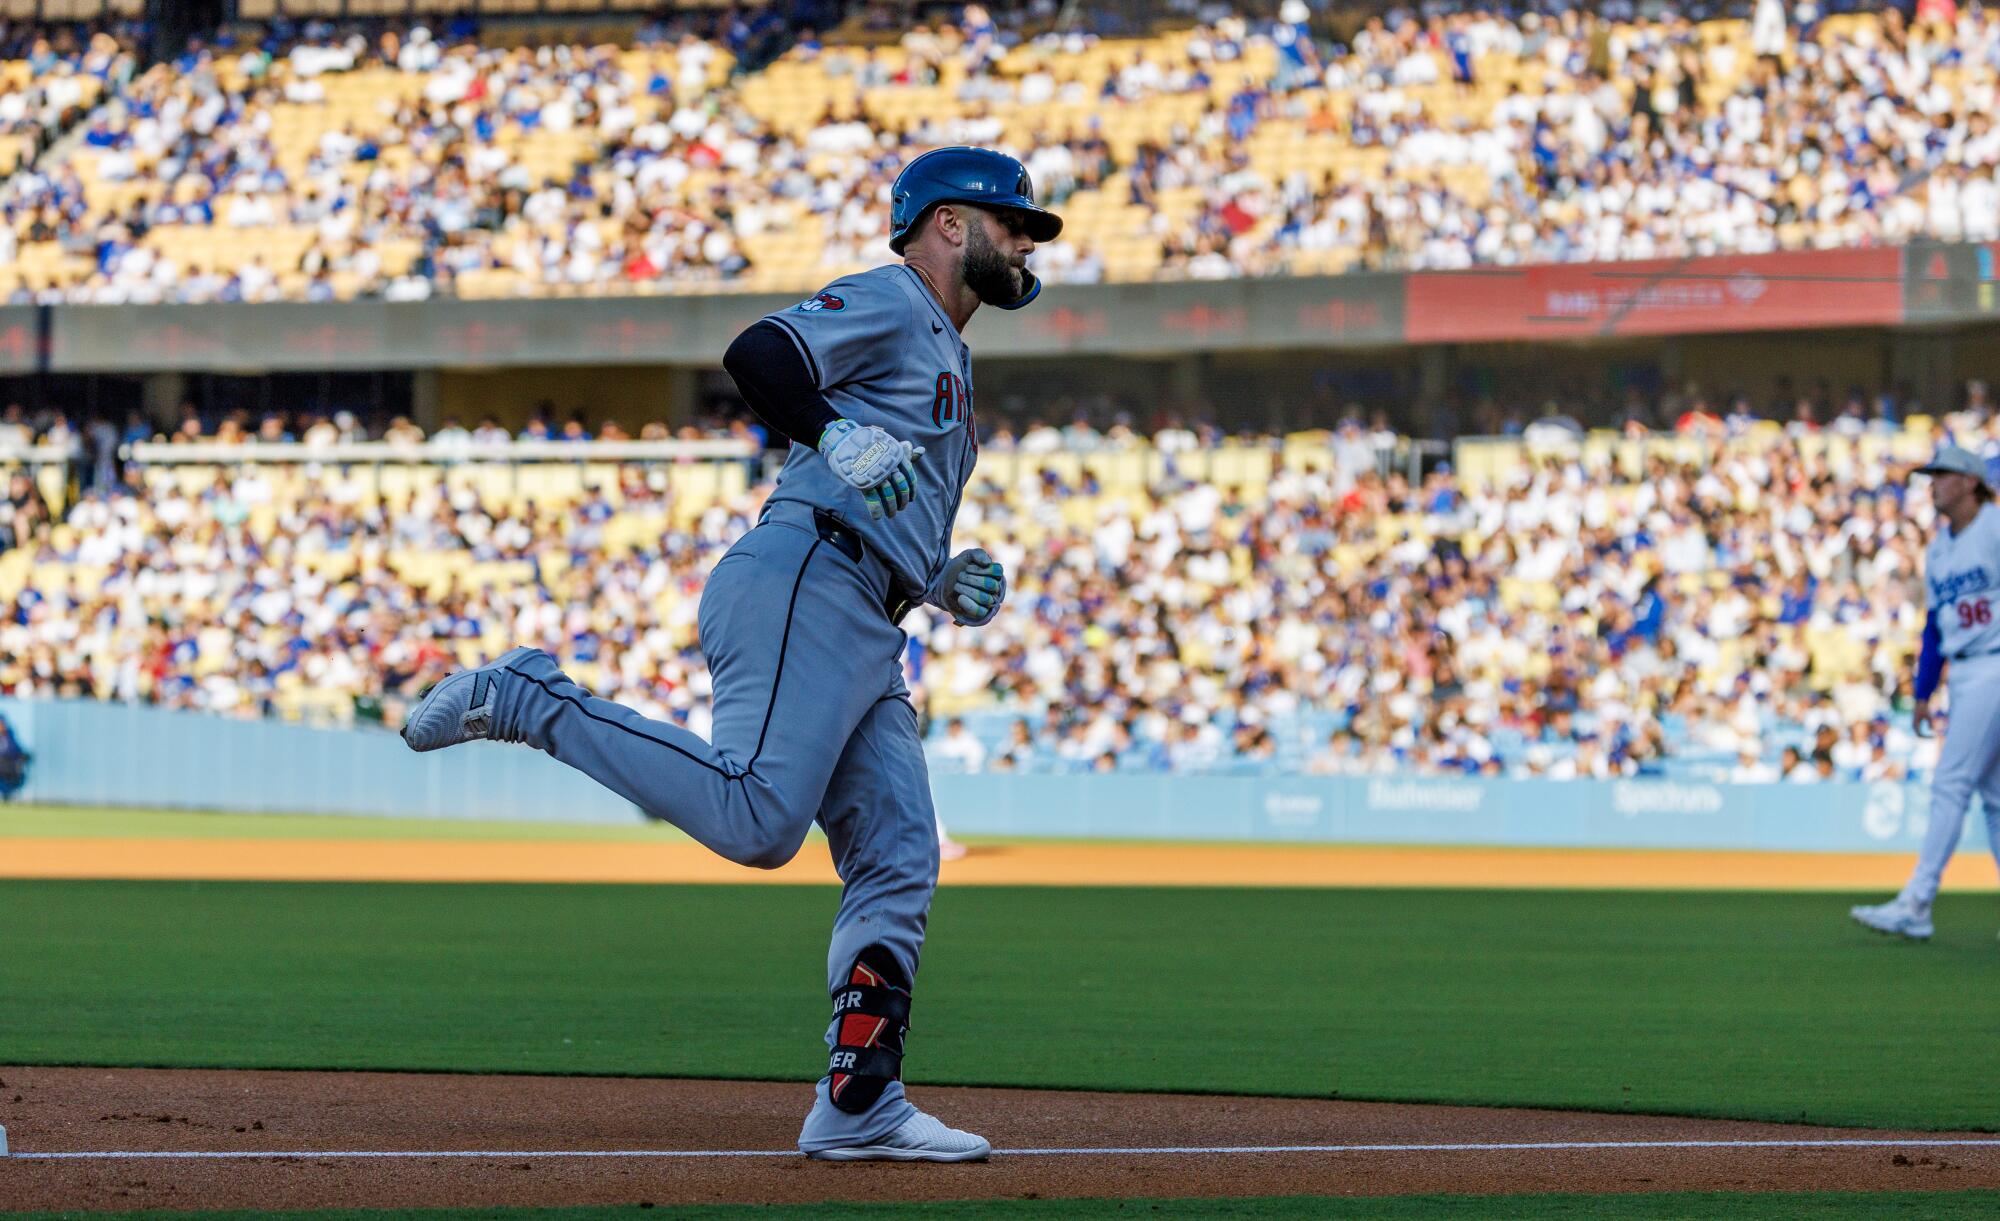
[888,146,1064,254]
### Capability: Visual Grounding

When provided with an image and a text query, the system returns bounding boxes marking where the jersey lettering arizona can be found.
[1926,502,2000,657]
[931,371,970,426]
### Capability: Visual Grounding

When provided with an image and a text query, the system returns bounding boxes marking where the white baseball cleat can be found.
[807,1110,991,1162]
[400,647,539,752]
[1850,899,1934,941]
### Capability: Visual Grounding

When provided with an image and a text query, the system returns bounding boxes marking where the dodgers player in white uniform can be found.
[1852,445,2000,941]
[399,148,1061,1158]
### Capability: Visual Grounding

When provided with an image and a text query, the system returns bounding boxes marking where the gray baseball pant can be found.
[485,499,939,1151]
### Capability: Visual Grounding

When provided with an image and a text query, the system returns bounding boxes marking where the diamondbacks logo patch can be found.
[796,292,845,312]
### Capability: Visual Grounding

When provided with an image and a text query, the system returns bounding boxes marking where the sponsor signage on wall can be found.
[1405,248,1906,343]
[35,243,2000,372]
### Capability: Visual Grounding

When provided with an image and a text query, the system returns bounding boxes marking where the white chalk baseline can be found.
[10,1137,2000,1160]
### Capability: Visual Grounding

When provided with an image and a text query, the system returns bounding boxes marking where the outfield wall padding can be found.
[0,697,644,826]
[0,697,1984,856]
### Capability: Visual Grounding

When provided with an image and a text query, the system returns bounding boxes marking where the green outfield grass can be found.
[0,880,1995,1130]
[10,1193,2000,1219]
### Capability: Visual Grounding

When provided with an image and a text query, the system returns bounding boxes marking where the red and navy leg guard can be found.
[827,946,911,1115]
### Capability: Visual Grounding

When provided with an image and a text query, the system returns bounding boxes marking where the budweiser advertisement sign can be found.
[1406,248,1903,342]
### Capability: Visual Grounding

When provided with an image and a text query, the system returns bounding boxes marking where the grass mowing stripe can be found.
[8,1193,2000,1219]
[1,881,1996,1129]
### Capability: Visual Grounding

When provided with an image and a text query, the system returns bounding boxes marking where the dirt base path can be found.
[5,837,1998,890]
[3,1067,1997,1212]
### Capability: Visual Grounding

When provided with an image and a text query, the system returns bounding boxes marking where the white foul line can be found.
[12,1149,796,1160]
[10,1138,2000,1161]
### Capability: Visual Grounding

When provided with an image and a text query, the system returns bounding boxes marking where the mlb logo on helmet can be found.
[797,292,845,312]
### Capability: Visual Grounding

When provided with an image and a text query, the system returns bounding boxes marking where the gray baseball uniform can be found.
[765,267,978,588]
[479,264,977,1153]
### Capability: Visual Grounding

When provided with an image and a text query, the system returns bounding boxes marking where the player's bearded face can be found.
[961,214,1023,304]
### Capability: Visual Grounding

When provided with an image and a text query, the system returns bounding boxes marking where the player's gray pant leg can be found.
[484,499,945,1148]
[487,519,908,868]
[796,690,941,1152]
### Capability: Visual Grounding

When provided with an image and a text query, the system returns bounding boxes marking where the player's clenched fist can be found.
[932,547,1006,626]
[818,418,923,520]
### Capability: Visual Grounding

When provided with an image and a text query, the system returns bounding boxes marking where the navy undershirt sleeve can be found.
[1916,609,1944,703]
[723,319,841,449]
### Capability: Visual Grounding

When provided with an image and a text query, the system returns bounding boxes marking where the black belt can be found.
[812,508,916,625]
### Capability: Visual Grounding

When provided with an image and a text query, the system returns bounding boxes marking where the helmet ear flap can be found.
[991,267,1042,310]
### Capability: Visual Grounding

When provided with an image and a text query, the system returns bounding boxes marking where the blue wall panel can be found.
[0,698,646,826]
[0,698,1988,858]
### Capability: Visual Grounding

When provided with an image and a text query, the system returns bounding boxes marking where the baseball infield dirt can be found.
[3,1067,1997,1211]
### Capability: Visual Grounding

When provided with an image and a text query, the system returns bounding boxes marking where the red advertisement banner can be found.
[1406,248,1903,343]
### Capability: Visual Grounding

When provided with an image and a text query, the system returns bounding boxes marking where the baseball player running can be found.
[1852,445,2000,941]
[399,147,1057,1160]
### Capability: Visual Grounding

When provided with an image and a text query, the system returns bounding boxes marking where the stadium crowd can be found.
[3,1,2000,299]
[0,386,1981,785]
[0,24,138,141]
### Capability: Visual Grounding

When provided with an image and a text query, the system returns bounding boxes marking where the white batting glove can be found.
[818,418,923,520]
[931,547,1006,626]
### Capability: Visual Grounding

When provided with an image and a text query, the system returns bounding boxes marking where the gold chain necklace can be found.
[908,261,948,309]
